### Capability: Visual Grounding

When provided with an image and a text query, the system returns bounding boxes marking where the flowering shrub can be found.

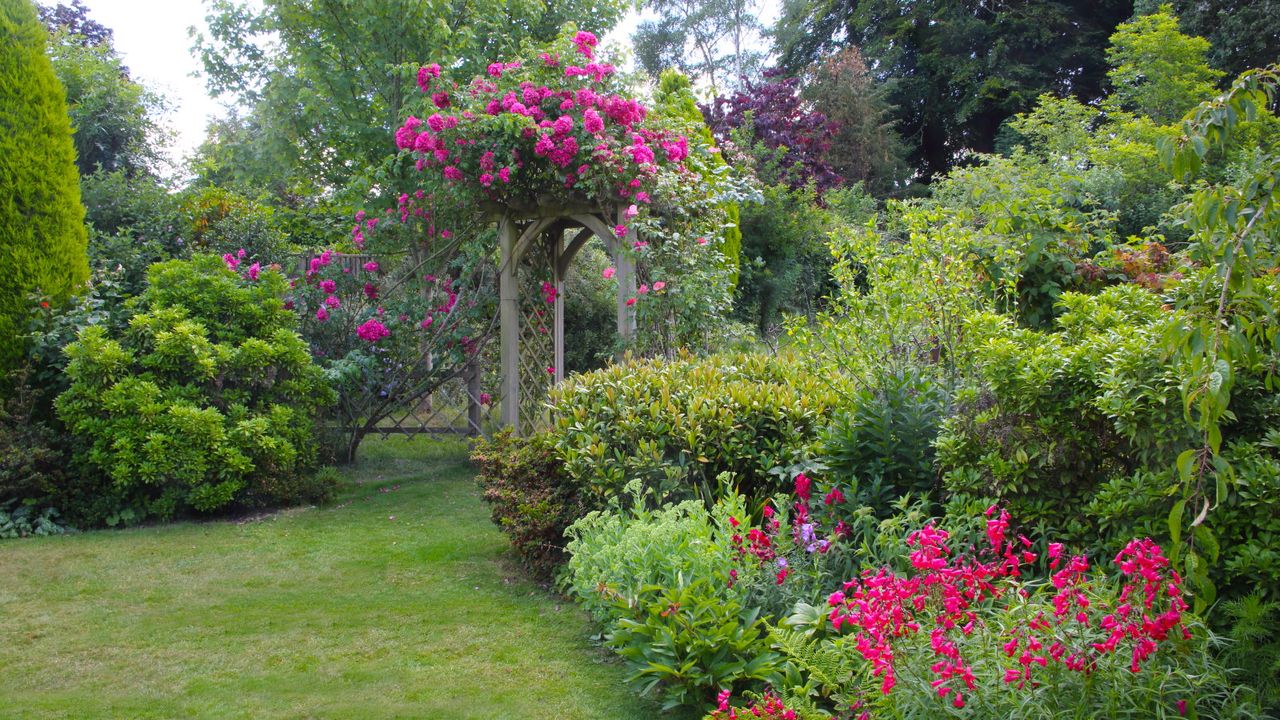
[54,255,335,525]
[766,507,1260,719]
[564,470,1259,717]
[720,472,927,623]
[705,691,798,720]
[392,29,747,357]
[289,233,497,461]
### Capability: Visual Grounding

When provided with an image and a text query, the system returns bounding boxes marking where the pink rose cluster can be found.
[392,35,695,230]
[356,318,390,343]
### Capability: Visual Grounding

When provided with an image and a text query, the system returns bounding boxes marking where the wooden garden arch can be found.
[490,200,636,433]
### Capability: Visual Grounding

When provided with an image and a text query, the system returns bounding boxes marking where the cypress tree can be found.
[0,0,89,377]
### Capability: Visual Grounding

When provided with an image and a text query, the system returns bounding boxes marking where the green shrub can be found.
[551,352,841,504]
[54,254,335,524]
[611,579,781,712]
[472,430,587,577]
[563,488,781,710]
[938,280,1280,554]
[935,286,1188,542]
[0,0,89,379]
[1219,592,1280,711]
[0,368,69,506]
[81,170,187,295]
[1086,439,1280,601]
[816,368,944,515]
[179,186,292,263]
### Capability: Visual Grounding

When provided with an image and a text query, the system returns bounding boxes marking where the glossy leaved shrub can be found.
[550,352,842,503]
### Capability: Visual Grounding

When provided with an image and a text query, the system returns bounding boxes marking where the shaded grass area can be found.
[0,437,676,719]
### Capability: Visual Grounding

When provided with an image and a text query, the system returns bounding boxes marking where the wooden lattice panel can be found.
[517,241,556,431]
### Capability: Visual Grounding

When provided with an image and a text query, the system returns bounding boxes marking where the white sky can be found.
[72,0,777,172]
[76,0,236,168]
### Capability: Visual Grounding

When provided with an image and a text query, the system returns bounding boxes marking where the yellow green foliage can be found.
[0,0,89,377]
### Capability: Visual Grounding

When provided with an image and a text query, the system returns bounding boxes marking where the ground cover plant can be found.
[0,438,683,720]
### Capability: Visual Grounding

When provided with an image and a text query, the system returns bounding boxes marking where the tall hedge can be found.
[0,0,89,377]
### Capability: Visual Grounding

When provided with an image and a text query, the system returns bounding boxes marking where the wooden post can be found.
[467,361,482,437]
[499,216,520,432]
[553,230,565,385]
[615,206,637,347]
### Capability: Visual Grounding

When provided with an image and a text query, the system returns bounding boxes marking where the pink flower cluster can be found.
[706,690,797,720]
[571,31,597,60]
[356,318,390,343]
[392,38,695,220]
[222,248,267,282]
[222,248,246,271]
[823,506,1190,710]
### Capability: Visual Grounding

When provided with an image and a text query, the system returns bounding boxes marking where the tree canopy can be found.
[193,0,631,195]
[774,0,1135,179]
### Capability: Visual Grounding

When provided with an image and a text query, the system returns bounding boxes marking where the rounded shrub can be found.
[54,254,336,524]
[472,429,588,578]
[0,0,89,379]
[550,352,841,503]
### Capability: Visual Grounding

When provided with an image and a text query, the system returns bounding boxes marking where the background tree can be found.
[193,0,631,198]
[703,72,841,192]
[801,46,912,197]
[774,0,1134,179]
[36,0,108,46]
[633,0,765,94]
[0,0,89,378]
[42,25,167,177]
[1157,0,1280,78]
[1106,5,1224,124]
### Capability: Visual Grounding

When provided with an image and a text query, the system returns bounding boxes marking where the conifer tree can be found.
[0,0,89,378]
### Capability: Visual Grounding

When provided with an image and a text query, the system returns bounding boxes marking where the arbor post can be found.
[498,215,520,431]
[553,230,565,385]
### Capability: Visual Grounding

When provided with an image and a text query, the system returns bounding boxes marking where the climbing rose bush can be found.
[394,29,748,356]
[288,228,497,461]
[396,29,696,229]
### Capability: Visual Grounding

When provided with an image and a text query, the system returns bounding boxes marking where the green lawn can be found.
[0,437,676,720]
